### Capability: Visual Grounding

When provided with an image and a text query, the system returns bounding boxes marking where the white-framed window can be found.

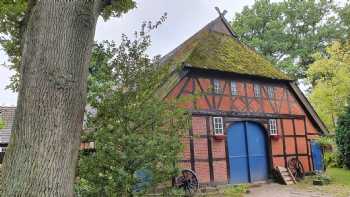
[268,86,275,98]
[213,117,224,135]
[269,119,278,136]
[231,80,238,96]
[213,79,221,94]
[254,84,261,97]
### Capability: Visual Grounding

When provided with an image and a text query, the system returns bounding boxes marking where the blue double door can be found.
[227,121,269,184]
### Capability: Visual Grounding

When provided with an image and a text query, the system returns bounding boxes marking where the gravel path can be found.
[245,183,332,197]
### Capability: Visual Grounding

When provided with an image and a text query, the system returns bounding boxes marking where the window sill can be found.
[213,135,225,140]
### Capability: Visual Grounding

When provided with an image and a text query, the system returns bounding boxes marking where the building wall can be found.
[166,72,321,184]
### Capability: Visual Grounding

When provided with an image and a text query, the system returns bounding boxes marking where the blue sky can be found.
[0,0,344,106]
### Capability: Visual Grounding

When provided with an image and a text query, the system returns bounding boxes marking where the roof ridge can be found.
[160,15,291,80]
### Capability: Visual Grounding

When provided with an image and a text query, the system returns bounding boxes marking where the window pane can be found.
[213,79,220,94]
[213,117,224,135]
[231,81,238,95]
[254,84,260,97]
[269,119,277,135]
[268,86,274,98]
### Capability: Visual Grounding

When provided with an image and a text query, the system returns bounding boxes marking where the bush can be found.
[316,136,334,149]
[335,101,350,168]
[324,151,344,168]
[313,172,331,185]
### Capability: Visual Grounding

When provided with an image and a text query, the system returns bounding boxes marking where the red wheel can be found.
[174,169,199,196]
[288,158,305,181]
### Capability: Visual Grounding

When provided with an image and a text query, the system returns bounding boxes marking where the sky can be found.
[0,0,343,106]
[1,0,260,106]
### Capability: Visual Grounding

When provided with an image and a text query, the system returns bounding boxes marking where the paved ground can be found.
[245,183,332,197]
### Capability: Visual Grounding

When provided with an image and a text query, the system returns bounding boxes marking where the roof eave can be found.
[183,64,293,82]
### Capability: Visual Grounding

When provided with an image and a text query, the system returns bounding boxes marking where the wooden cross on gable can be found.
[214,7,228,17]
[214,7,239,38]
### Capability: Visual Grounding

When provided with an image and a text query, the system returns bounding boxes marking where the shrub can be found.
[324,151,343,168]
[335,101,350,168]
[313,172,331,185]
[316,136,334,149]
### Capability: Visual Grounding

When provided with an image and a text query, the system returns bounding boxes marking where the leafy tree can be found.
[0,1,136,91]
[76,25,189,196]
[308,41,350,132]
[336,100,350,169]
[0,0,26,90]
[338,1,350,33]
[231,0,348,79]
[0,1,136,196]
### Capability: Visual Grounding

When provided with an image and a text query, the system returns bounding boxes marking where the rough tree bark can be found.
[1,1,102,196]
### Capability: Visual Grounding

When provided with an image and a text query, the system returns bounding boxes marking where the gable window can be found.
[269,119,278,136]
[213,79,221,94]
[231,80,238,96]
[254,84,261,97]
[213,117,224,135]
[268,86,275,98]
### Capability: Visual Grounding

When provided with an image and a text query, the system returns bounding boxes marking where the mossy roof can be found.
[162,17,292,81]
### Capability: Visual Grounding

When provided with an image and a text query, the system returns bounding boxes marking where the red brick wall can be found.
[192,116,228,183]
[168,75,321,183]
[270,118,316,173]
[213,161,227,183]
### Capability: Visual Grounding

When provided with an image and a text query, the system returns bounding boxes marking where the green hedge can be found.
[336,102,350,168]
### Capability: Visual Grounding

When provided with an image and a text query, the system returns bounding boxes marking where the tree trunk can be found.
[1,1,100,196]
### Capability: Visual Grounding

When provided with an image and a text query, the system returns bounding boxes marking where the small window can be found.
[268,86,275,98]
[231,81,238,96]
[269,119,278,136]
[213,117,224,135]
[254,84,261,97]
[213,79,221,94]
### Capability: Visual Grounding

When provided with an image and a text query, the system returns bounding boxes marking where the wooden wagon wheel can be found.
[288,158,305,181]
[174,169,199,196]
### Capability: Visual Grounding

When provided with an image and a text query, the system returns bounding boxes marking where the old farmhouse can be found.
[158,14,327,185]
[0,14,327,187]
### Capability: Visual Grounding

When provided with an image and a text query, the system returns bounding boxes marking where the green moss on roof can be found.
[163,29,291,80]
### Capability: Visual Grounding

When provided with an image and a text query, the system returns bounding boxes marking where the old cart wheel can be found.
[175,169,199,196]
[288,158,305,181]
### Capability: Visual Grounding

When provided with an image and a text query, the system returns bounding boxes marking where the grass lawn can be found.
[193,184,248,197]
[326,167,350,186]
[294,167,350,197]
[221,184,248,197]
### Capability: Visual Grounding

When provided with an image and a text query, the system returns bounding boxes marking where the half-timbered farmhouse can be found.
[158,14,327,185]
[0,13,327,187]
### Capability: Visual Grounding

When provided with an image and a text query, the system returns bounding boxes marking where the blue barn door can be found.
[311,141,324,172]
[246,123,269,182]
[227,121,269,184]
[227,122,250,183]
